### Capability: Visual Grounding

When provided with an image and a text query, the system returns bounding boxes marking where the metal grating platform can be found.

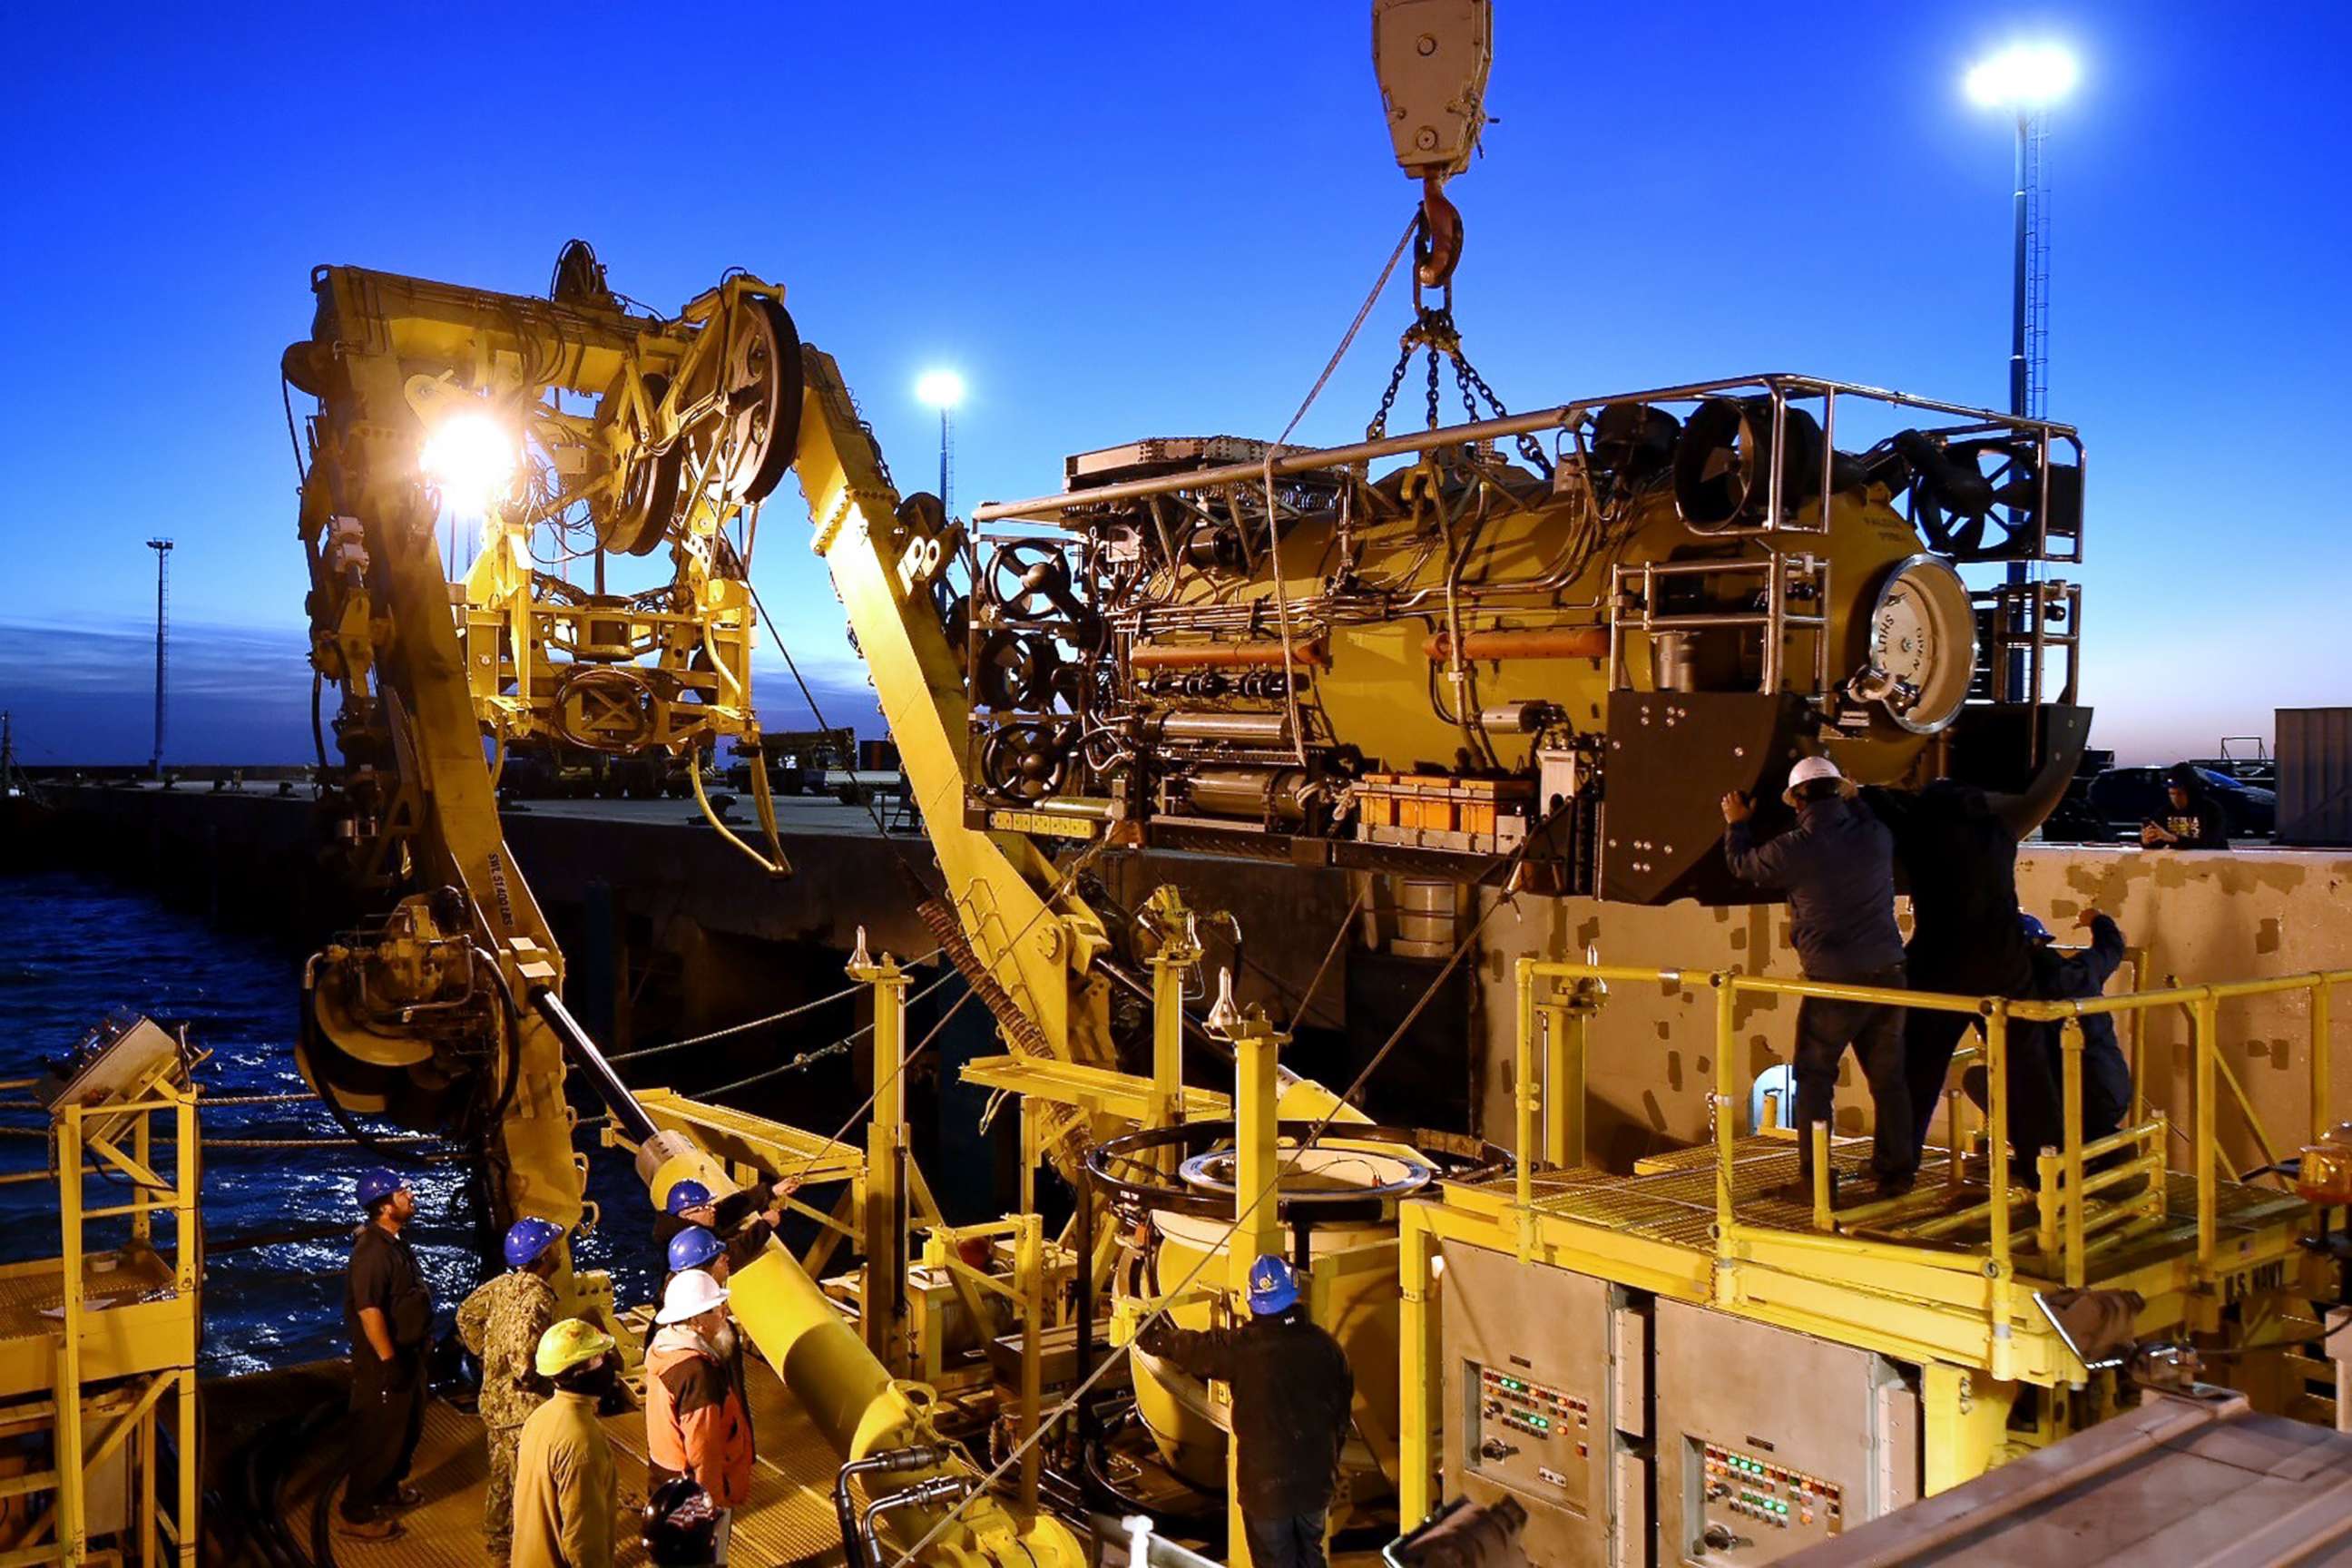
[289,1348,848,1565]
[1451,1133,2309,1275]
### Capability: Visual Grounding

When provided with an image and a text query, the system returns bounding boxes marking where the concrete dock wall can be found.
[20,783,2347,1177]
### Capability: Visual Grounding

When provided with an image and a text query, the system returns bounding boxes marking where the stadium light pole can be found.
[1965,44,2076,421]
[916,370,964,516]
[1966,43,2076,697]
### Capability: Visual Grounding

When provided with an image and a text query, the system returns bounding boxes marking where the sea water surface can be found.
[0,872,656,1377]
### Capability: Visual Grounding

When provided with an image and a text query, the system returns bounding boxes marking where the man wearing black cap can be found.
[1859,777,2061,1181]
[2141,765,2231,850]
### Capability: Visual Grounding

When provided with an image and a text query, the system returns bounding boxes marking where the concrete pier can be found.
[9,779,2347,1181]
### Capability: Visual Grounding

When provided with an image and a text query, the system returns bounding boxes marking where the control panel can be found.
[1689,1439,1842,1561]
[1467,1363,1592,1508]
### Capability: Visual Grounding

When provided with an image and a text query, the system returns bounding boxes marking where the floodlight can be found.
[1965,44,2078,109]
[419,407,519,505]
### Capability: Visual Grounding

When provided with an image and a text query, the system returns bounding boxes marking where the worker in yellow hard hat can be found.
[511,1319,622,1568]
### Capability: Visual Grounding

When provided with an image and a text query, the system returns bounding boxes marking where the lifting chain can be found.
[1363,211,1553,479]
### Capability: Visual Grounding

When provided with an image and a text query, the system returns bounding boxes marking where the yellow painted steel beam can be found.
[858,952,912,1373]
[622,1089,865,1186]
[1229,1016,1284,1568]
[797,348,1111,1105]
[2197,993,2220,1276]
[958,1054,1230,1122]
[1014,1214,1044,1512]
[1397,1203,1438,1529]
[1921,1365,2015,1496]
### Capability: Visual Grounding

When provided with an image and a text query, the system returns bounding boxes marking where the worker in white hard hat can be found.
[1721,755,1915,1201]
[643,1269,750,1562]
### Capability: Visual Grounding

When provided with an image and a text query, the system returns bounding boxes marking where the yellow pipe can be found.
[1984,1005,2014,1381]
[132,1113,152,1248]
[1540,1001,1582,1168]
[1736,974,1984,1013]
[1810,1122,1833,1233]
[721,1238,926,1461]
[1397,1205,1436,1528]
[2034,1151,2061,1259]
[2061,1019,2086,1289]
[1514,960,1535,1263]
[1150,939,1185,1143]
[1713,975,1739,1302]
[2194,995,2220,1276]
[1731,1225,2003,1275]
[1014,1214,1043,1512]
[1230,1019,1283,1568]
[858,951,911,1372]
[2312,979,2333,1146]
[2076,1119,2161,1166]
[1522,961,1703,986]
[1906,1184,2041,1241]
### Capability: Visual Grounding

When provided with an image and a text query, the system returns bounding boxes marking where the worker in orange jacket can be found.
[643,1269,752,1562]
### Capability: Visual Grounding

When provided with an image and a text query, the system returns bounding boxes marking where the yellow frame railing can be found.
[1510,958,2351,1318]
[0,1085,206,1567]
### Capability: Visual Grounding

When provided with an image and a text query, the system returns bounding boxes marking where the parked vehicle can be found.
[2085,765,2275,839]
[2037,748,2116,842]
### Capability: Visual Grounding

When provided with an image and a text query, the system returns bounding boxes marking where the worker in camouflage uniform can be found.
[458,1218,567,1565]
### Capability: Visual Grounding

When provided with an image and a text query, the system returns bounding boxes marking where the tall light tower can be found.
[916,370,965,515]
[1965,43,2075,428]
[1967,43,2075,701]
[145,537,174,777]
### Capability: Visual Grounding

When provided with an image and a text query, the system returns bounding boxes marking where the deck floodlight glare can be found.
[916,369,965,409]
[1965,43,2079,108]
[419,407,519,505]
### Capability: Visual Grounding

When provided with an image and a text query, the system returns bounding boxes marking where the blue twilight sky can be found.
[1,2,2346,765]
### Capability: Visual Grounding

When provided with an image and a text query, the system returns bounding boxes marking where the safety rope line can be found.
[1255,211,1421,771]
[603,948,945,1065]
[0,1126,444,1150]
[740,851,1097,1212]
[0,1090,324,1112]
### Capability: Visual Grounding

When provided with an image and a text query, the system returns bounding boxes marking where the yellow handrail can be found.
[1508,959,2347,1316]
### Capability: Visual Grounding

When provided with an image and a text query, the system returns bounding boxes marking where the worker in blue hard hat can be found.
[2024,907,2134,1163]
[660,1220,759,1469]
[652,1173,798,1290]
[666,1226,727,1287]
[457,1217,569,1564]
[1136,1255,1355,1568]
[338,1168,433,1541]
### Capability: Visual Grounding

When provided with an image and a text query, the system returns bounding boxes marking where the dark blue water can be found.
[0,872,657,1376]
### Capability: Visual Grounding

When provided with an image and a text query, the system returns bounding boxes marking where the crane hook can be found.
[1416,178,1464,290]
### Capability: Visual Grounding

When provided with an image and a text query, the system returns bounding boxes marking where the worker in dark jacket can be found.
[1722,756,1913,1197]
[1137,1256,1354,1568]
[2025,910,2133,1146]
[1860,779,2060,1174]
[338,1167,436,1541]
[2141,765,2231,850]
[654,1178,794,1287]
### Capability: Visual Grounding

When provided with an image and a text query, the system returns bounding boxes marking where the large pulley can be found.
[593,372,681,556]
[590,295,806,555]
[713,296,804,505]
